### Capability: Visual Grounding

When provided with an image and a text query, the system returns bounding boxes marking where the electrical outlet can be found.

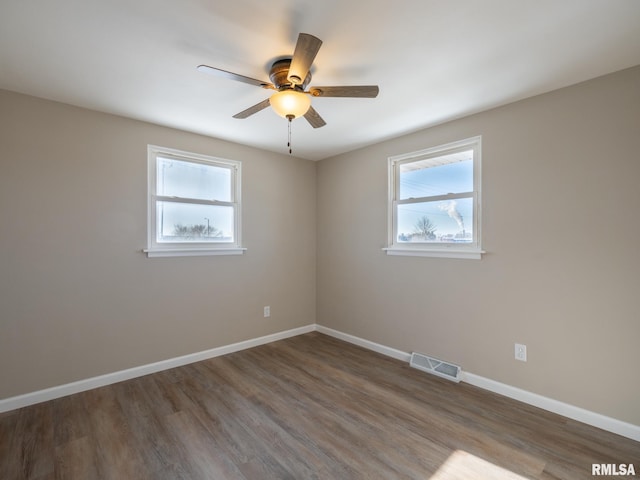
[263,306,270,318]
[515,343,527,362]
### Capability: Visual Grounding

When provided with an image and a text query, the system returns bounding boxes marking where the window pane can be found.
[399,151,473,200]
[156,201,234,243]
[397,197,473,243]
[157,156,231,201]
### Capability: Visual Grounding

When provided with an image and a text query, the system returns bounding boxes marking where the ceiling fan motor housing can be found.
[269,59,311,90]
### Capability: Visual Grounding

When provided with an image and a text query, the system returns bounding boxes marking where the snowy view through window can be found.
[397,149,474,244]
[156,156,234,243]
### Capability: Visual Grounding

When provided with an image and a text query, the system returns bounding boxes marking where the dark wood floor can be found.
[1,332,638,479]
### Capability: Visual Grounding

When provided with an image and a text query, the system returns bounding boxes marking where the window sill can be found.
[383,247,484,260]
[143,247,246,258]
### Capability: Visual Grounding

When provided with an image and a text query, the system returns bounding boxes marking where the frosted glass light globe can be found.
[270,89,311,119]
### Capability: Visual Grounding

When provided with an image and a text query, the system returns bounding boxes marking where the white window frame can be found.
[385,136,484,260]
[144,145,245,257]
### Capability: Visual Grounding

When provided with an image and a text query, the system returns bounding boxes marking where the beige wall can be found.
[317,66,640,425]
[0,90,316,399]
[2,66,639,427]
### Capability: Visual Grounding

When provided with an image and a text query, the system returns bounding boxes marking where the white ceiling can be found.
[1,0,639,161]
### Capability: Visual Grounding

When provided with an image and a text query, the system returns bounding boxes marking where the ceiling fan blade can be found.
[288,33,323,86]
[303,106,326,128]
[197,65,274,89]
[233,98,271,119]
[309,85,379,98]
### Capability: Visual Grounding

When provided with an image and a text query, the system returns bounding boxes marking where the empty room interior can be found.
[1,1,639,478]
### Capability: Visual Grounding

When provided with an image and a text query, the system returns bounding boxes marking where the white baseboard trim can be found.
[462,372,640,442]
[316,324,640,443]
[0,324,315,414]
[316,325,412,362]
[2,323,639,443]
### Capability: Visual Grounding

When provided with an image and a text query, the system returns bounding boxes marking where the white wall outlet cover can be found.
[515,343,527,362]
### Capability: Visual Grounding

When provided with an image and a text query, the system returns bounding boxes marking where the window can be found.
[386,136,483,259]
[145,145,243,257]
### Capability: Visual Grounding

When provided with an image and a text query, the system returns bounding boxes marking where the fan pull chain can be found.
[286,114,294,154]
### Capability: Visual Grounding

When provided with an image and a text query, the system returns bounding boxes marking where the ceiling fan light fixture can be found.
[198,32,378,132]
[270,89,311,119]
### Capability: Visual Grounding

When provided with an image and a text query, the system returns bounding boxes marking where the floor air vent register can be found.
[410,352,462,383]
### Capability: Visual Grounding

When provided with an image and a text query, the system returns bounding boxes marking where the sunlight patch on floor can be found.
[430,450,530,480]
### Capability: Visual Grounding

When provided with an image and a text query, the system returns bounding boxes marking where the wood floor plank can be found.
[54,436,99,480]
[81,385,153,479]
[51,396,82,448]
[188,360,331,479]
[229,345,450,477]
[112,378,188,476]
[1,332,638,479]
[213,351,392,472]
[14,402,55,479]
[164,409,248,480]
[0,409,21,479]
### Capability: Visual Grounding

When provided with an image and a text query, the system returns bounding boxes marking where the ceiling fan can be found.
[197,33,379,130]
